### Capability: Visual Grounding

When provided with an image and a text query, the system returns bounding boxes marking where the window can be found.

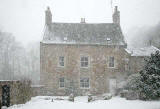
[59,56,64,67]
[80,78,89,88]
[59,77,65,88]
[81,56,89,67]
[109,56,114,68]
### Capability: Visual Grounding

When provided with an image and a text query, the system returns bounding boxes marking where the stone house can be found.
[125,46,160,74]
[40,6,130,96]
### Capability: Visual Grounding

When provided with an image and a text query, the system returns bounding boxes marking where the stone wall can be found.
[129,56,147,74]
[0,80,32,106]
[0,81,20,105]
[40,43,129,96]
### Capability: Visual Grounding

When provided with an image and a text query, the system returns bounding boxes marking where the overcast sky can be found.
[0,0,160,45]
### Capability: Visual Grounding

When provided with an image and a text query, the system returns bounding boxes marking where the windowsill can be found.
[59,87,65,89]
[80,87,90,89]
[108,66,115,69]
[57,66,65,68]
[80,66,89,69]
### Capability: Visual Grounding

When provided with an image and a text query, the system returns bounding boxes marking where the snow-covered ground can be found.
[8,96,160,109]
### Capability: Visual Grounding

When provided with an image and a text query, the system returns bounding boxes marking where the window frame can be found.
[80,56,89,68]
[80,77,90,89]
[58,56,65,67]
[59,77,65,88]
[108,56,115,68]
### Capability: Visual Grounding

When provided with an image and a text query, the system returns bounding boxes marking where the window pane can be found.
[85,57,88,61]
[60,62,64,66]
[60,77,64,82]
[80,78,84,82]
[59,56,64,66]
[85,83,89,87]
[81,56,88,67]
[59,77,65,88]
[86,78,89,82]
[80,78,89,88]
[81,57,84,61]
[109,57,114,67]
[59,57,64,61]
[85,62,88,66]
[81,62,83,67]
[60,83,64,87]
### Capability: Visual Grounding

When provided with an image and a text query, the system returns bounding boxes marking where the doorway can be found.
[109,78,117,95]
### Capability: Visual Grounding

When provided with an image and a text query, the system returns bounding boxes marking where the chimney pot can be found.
[81,18,85,23]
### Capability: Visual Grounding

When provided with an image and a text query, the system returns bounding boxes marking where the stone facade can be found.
[128,56,145,74]
[40,43,129,95]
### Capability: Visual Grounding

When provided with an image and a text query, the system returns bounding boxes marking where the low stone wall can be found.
[0,81,19,105]
[31,85,45,96]
[0,80,32,106]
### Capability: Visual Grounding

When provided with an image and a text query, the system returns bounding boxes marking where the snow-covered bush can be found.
[126,91,139,100]
[102,93,112,100]
[120,90,128,98]
[138,51,160,100]
[1,106,7,109]
[125,51,160,100]
[125,73,141,91]
[88,94,93,102]
[68,93,74,102]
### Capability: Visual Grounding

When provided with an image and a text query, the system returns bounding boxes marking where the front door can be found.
[2,85,10,107]
[109,78,117,95]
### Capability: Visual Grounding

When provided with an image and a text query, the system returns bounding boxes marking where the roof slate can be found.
[43,22,126,46]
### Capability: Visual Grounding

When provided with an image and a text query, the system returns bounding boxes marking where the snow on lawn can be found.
[8,96,160,109]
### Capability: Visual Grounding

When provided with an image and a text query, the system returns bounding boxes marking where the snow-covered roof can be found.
[0,80,19,82]
[42,22,126,46]
[125,46,160,56]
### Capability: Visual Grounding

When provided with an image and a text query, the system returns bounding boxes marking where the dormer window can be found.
[107,38,111,41]
[64,37,67,41]
[107,38,111,44]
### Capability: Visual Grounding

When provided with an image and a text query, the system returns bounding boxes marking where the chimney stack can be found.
[81,18,86,23]
[45,6,52,26]
[113,6,120,25]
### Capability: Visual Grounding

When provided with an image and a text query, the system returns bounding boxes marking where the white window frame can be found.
[80,56,89,68]
[108,56,115,68]
[80,77,90,89]
[58,56,65,67]
[59,77,65,88]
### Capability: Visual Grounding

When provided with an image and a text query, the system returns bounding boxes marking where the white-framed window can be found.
[81,56,89,68]
[59,56,64,67]
[109,56,115,68]
[80,77,89,88]
[59,77,65,88]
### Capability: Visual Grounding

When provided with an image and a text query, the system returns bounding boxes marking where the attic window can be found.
[64,37,67,41]
[107,38,111,41]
